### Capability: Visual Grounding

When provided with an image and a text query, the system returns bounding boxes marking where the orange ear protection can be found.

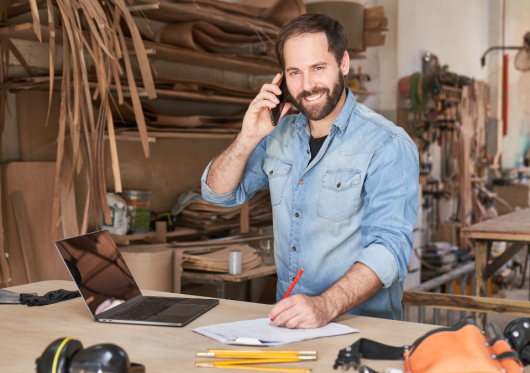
[35,337,145,373]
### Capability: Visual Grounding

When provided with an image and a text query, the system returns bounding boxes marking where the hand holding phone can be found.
[240,73,291,144]
[268,73,287,126]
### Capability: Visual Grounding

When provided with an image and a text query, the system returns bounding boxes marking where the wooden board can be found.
[1,280,443,373]
[172,235,273,248]
[402,291,530,316]
[0,241,11,287]
[460,208,530,241]
[11,191,38,283]
[103,137,233,213]
[2,162,71,285]
[181,264,277,283]
[110,227,200,246]
[16,90,60,161]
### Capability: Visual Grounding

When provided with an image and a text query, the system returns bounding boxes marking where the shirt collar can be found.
[292,87,357,135]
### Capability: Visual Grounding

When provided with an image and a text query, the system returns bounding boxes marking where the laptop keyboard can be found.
[109,297,184,321]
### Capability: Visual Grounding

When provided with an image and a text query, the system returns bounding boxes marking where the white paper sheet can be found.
[193,318,359,346]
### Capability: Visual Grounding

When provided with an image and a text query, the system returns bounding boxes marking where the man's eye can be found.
[315,66,322,71]
[291,71,300,75]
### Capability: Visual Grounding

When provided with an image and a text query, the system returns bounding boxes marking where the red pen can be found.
[270,268,304,325]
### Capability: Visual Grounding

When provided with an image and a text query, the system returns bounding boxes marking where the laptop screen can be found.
[56,230,142,316]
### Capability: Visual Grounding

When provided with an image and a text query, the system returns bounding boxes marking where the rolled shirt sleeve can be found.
[356,135,420,288]
[201,136,269,207]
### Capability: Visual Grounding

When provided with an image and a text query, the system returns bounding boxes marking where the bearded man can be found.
[201,13,419,328]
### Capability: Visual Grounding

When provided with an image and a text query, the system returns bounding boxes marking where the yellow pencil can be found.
[195,363,311,373]
[198,351,317,358]
[206,350,317,355]
[195,358,316,365]
[197,354,316,359]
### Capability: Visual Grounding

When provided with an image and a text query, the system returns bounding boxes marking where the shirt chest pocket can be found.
[263,157,292,206]
[318,169,362,221]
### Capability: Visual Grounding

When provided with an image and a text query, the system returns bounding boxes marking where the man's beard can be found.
[289,70,345,121]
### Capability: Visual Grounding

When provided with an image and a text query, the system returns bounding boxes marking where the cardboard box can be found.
[493,183,530,215]
[433,222,460,246]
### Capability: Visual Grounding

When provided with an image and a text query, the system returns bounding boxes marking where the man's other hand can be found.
[268,294,334,329]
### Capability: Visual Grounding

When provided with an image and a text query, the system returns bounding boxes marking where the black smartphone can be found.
[269,73,287,126]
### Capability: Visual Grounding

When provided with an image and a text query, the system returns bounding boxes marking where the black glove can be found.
[20,289,80,306]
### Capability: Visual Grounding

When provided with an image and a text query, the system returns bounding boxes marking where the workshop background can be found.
[1,0,530,329]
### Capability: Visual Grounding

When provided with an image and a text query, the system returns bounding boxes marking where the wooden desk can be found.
[461,208,530,329]
[181,265,277,298]
[2,280,438,372]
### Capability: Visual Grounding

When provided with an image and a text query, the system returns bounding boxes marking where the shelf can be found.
[86,82,253,106]
[111,131,237,140]
[350,88,376,96]
[0,23,280,75]
[181,265,277,282]
[111,227,200,245]
[350,88,376,104]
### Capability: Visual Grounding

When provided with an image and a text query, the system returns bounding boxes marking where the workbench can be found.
[181,265,277,299]
[2,280,439,372]
[461,208,530,330]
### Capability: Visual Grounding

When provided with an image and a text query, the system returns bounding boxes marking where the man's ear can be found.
[340,51,350,76]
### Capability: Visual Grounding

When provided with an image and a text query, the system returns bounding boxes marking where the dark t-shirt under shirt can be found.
[309,135,327,164]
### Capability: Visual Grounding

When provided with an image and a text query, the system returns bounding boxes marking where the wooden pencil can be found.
[199,350,317,358]
[196,354,316,359]
[195,363,311,373]
[206,350,317,355]
[195,357,316,365]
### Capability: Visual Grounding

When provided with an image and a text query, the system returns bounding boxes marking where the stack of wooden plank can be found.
[182,244,261,273]
[178,191,272,232]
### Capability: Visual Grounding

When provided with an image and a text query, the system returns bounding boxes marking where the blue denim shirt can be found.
[201,88,419,320]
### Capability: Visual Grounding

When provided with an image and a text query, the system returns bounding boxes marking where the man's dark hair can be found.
[275,13,348,71]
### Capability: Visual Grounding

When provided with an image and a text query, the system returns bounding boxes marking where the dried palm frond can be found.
[1,0,157,241]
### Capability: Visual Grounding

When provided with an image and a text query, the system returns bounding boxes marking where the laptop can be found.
[55,230,219,327]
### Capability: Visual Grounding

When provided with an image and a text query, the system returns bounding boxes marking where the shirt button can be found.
[337,182,341,188]
[292,246,296,251]
[300,179,304,185]
[269,170,273,175]
[306,149,310,154]
[292,277,296,281]
[295,212,299,218]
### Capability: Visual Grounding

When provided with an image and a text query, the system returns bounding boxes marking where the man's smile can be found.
[303,93,324,102]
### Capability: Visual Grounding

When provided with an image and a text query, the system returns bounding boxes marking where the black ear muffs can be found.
[70,344,131,372]
[36,338,145,373]
[36,337,83,373]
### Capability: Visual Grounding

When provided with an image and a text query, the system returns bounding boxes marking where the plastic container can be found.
[101,192,128,235]
[120,189,152,234]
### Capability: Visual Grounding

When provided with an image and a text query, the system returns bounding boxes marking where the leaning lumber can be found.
[402,291,530,316]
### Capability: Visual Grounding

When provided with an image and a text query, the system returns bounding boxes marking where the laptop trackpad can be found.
[148,304,207,323]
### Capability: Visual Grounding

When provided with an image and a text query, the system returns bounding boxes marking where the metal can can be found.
[229,251,242,275]
[120,189,152,234]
